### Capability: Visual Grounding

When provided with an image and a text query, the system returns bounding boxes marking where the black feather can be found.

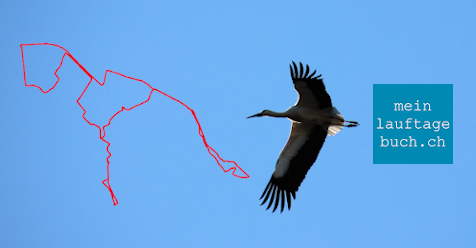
[304,64,310,77]
[260,181,272,200]
[266,186,277,210]
[308,70,317,78]
[273,189,280,212]
[260,182,273,206]
[286,191,292,210]
[292,62,299,79]
[280,189,285,213]
[299,62,304,78]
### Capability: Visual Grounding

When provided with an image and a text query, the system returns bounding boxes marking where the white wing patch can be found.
[326,107,344,136]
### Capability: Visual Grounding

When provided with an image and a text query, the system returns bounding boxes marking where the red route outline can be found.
[20,43,249,206]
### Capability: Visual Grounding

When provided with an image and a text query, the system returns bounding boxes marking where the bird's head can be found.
[247,110,270,118]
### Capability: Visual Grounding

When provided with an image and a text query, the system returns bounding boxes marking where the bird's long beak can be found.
[247,112,263,118]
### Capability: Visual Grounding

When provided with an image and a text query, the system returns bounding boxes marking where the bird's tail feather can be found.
[326,107,344,136]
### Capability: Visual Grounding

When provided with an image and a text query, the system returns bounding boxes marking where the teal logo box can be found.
[373,84,453,164]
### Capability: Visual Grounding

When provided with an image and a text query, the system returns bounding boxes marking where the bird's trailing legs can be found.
[344,120,359,127]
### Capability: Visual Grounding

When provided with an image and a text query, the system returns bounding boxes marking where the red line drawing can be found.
[20,43,249,206]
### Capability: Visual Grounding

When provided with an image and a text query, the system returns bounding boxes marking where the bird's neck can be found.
[266,110,290,118]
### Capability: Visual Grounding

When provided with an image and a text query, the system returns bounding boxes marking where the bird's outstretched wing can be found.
[290,61,332,109]
[260,122,327,212]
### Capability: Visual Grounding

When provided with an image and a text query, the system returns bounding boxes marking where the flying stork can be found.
[247,62,359,213]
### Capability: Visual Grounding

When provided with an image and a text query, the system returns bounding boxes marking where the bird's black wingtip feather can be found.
[260,182,273,206]
[289,61,321,80]
[312,74,322,80]
[308,70,317,78]
[280,190,285,213]
[292,62,299,80]
[259,181,272,200]
[266,186,277,210]
[299,62,304,78]
[286,191,292,210]
[272,189,280,212]
[304,64,310,78]
[260,181,298,213]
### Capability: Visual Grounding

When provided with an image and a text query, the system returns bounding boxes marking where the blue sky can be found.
[1,1,475,247]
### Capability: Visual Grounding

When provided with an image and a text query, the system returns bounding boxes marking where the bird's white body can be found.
[248,62,359,213]
[276,106,345,135]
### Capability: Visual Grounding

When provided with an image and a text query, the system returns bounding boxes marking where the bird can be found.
[247,62,359,213]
